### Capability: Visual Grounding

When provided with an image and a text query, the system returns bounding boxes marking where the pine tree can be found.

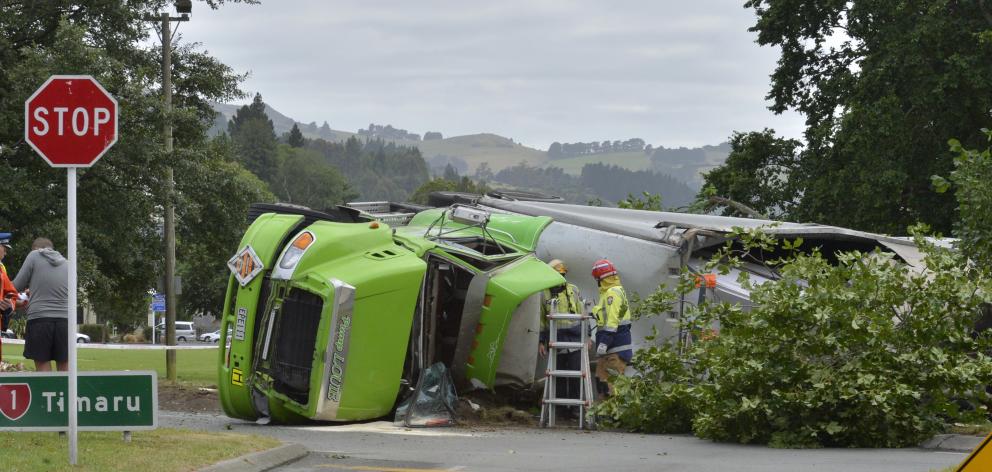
[228,93,278,179]
[287,123,305,148]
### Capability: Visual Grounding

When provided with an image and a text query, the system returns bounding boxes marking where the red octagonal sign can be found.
[24,75,118,167]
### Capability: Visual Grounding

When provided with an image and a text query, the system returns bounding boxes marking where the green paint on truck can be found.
[219,204,561,423]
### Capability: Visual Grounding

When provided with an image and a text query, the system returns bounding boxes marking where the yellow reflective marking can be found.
[957,432,992,471]
[231,368,244,386]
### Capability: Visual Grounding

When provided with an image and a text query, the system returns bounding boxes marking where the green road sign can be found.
[0,371,157,431]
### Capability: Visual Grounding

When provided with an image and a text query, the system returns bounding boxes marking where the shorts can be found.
[24,317,68,362]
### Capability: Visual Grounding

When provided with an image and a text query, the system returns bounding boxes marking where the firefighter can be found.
[590,258,632,397]
[539,259,583,413]
[0,233,18,360]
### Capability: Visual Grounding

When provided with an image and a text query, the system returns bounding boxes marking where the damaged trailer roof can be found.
[477,197,927,268]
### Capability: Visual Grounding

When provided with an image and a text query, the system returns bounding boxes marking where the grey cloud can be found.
[178,0,803,148]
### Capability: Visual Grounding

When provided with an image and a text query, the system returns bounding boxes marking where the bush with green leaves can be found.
[592,341,696,434]
[595,228,992,447]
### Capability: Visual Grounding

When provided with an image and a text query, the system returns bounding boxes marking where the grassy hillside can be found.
[548,151,653,175]
[417,133,548,172]
[209,101,728,187]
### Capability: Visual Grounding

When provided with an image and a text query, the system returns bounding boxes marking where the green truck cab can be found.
[218,203,563,423]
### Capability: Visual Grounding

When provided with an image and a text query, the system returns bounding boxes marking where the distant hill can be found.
[209,101,354,142]
[417,133,547,172]
[208,101,728,188]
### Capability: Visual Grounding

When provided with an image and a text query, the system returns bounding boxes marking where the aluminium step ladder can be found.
[540,299,596,429]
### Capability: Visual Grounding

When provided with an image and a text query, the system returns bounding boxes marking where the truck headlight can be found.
[273,231,315,279]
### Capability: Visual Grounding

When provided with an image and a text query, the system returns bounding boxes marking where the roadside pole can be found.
[67,167,78,464]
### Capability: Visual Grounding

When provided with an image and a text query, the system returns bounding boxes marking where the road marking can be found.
[289,421,478,437]
[316,465,457,472]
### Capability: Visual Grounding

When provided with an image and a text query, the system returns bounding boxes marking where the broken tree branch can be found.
[706,196,769,220]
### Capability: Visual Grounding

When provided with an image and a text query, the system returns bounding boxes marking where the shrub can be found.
[597,229,992,447]
[592,342,695,433]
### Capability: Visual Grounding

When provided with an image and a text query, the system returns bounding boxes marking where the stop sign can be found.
[24,75,118,167]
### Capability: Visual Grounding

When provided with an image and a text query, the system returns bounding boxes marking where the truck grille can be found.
[272,288,324,404]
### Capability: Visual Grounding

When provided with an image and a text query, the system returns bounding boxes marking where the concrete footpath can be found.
[921,433,986,453]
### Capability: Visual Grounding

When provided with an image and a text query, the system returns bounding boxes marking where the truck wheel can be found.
[426,192,482,207]
[246,202,347,225]
[485,190,564,203]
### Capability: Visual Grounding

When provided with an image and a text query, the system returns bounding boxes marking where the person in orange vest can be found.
[0,234,19,356]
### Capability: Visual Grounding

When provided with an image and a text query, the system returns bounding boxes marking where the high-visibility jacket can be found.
[540,283,582,344]
[592,275,632,362]
[0,263,16,304]
[0,262,17,327]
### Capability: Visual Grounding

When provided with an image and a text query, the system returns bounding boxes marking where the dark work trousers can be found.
[556,349,582,417]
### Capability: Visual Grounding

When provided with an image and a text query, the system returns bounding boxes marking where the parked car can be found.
[199,329,231,343]
[154,321,196,342]
[1,328,88,342]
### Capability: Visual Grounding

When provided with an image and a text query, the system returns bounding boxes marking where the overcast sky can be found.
[176,0,804,149]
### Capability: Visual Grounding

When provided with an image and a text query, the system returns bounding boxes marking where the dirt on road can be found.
[159,383,222,413]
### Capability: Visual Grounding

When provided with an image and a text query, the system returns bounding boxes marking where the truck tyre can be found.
[426,192,482,207]
[246,202,346,226]
[485,190,564,203]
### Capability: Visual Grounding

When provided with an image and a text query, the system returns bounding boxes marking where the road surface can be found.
[161,411,965,472]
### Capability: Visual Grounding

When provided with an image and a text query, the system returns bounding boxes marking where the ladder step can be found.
[544,398,588,406]
[547,369,584,378]
[547,313,586,320]
[549,342,584,349]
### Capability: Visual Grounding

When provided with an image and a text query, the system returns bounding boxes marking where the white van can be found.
[155,321,196,342]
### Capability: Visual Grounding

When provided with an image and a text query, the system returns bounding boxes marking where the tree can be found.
[286,123,305,148]
[700,129,800,219]
[934,130,992,272]
[424,131,443,140]
[548,142,563,158]
[0,1,260,329]
[228,93,278,179]
[617,192,663,211]
[596,228,992,447]
[442,163,459,181]
[176,137,274,317]
[746,0,992,233]
[409,177,487,205]
[474,162,494,183]
[271,145,356,210]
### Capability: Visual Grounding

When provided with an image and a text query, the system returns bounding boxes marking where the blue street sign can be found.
[150,293,166,312]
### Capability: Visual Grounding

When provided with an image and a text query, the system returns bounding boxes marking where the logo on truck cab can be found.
[327,312,352,402]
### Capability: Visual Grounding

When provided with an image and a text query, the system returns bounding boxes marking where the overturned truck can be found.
[217,195,925,423]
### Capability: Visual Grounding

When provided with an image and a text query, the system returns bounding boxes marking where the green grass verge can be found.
[2,344,219,387]
[947,422,992,436]
[0,428,279,472]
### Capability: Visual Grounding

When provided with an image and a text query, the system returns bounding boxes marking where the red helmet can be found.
[591,259,617,281]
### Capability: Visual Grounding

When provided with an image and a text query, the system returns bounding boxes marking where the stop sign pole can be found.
[24,75,118,465]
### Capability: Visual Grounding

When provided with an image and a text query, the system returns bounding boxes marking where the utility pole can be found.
[145,3,189,382]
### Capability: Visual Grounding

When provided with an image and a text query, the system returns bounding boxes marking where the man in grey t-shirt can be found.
[12,237,68,372]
